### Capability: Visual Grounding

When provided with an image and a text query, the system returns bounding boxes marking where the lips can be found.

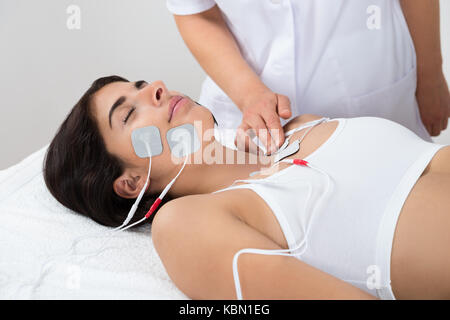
[168,96,184,122]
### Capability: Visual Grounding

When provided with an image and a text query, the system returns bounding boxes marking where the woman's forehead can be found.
[93,81,130,113]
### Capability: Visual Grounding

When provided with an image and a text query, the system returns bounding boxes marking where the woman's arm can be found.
[152,195,376,300]
[173,6,291,153]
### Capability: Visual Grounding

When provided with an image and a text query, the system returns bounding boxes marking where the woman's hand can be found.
[235,89,292,155]
[416,71,450,137]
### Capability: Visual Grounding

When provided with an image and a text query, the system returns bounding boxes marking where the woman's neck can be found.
[166,140,275,197]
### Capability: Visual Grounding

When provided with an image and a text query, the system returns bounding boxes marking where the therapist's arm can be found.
[173,6,291,153]
[400,0,450,136]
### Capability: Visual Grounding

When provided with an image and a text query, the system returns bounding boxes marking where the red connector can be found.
[293,159,309,166]
[145,198,162,219]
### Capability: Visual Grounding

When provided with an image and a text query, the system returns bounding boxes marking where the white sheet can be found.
[0,145,187,299]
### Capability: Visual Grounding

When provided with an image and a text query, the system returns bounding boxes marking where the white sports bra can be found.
[212,116,446,299]
[213,117,336,299]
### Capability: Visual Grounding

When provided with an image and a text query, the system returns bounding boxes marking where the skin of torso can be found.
[208,115,340,249]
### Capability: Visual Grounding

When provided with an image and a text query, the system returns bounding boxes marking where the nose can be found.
[141,80,168,107]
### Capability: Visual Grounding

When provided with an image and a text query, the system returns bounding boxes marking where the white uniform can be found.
[167,0,432,143]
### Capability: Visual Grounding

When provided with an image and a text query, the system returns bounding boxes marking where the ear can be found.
[113,171,149,199]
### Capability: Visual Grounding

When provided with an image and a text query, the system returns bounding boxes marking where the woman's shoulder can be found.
[158,192,233,214]
[151,193,237,234]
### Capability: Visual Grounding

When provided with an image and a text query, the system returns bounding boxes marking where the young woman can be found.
[44,75,450,300]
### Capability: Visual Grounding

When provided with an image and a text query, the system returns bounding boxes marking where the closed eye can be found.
[122,106,136,124]
[122,81,146,124]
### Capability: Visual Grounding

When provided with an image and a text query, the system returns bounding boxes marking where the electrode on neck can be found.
[166,123,200,158]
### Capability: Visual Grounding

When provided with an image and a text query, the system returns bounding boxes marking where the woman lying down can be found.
[44,76,450,300]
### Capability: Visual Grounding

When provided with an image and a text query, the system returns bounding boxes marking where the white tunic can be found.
[167,0,432,143]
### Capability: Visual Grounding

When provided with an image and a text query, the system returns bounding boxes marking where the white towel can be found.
[0,145,187,299]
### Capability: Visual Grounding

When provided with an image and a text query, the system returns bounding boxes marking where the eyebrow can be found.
[108,96,126,129]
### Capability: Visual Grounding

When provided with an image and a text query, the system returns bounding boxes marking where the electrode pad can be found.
[273,139,300,163]
[166,123,200,158]
[131,126,163,158]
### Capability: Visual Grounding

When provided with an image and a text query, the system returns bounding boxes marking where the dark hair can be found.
[43,75,170,227]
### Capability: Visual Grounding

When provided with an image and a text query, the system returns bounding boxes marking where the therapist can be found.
[166,0,449,153]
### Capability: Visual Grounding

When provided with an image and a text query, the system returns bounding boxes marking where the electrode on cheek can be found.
[132,123,201,159]
[131,126,163,158]
[125,122,202,226]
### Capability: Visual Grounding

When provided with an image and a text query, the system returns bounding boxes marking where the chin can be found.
[181,100,214,128]
[180,102,215,144]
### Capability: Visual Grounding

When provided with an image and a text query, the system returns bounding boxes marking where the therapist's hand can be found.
[235,89,292,155]
[416,71,450,137]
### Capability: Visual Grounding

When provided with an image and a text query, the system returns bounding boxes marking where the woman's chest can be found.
[219,120,341,249]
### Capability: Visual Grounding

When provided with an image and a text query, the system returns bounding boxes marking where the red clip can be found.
[145,198,162,219]
[293,159,309,166]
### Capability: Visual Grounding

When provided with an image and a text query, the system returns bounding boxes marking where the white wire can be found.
[232,166,331,300]
[114,144,153,230]
[118,152,189,232]
[159,154,189,200]
[231,179,314,300]
[231,157,334,299]
[232,239,307,300]
[18,147,155,299]
[284,117,329,137]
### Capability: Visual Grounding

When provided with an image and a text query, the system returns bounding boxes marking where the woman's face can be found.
[91,80,214,197]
